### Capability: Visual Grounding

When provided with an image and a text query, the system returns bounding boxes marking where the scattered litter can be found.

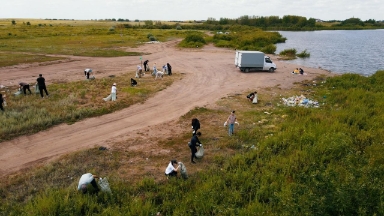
[264,112,272,115]
[99,146,107,151]
[281,95,320,108]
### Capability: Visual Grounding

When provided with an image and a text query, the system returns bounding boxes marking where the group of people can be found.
[165,111,239,178]
[292,68,305,75]
[18,74,49,98]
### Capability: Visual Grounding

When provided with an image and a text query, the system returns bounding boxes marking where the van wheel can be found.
[269,68,275,72]
[245,68,250,73]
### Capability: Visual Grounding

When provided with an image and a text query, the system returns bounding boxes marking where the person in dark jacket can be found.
[19,82,32,95]
[0,93,4,111]
[189,132,202,164]
[143,60,149,72]
[167,63,172,75]
[191,118,200,135]
[36,74,49,98]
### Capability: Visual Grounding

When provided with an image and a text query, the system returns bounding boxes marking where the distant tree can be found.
[11,20,16,25]
[341,18,363,26]
[26,22,31,25]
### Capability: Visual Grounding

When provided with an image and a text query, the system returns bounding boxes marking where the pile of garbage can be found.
[281,95,320,108]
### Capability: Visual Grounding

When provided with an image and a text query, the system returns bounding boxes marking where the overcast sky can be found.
[1,0,383,21]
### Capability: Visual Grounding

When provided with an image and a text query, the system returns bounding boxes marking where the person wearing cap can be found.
[36,74,49,98]
[111,83,117,101]
[165,159,180,177]
[77,173,99,194]
[19,82,32,95]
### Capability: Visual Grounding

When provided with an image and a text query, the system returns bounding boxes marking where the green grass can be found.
[1,71,384,215]
[0,73,181,142]
[0,52,65,67]
[0,19,191,66]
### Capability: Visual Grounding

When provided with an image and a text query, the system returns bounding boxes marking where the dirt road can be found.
[0,40,331,176]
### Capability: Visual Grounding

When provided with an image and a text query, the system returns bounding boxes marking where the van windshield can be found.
[265,58,272,63]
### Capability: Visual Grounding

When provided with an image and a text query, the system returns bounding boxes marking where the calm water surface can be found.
[275,30,384,76]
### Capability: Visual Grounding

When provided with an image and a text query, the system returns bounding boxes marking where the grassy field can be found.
[1,71,384,215]
[0,19,191,66]
[0,72,181,142]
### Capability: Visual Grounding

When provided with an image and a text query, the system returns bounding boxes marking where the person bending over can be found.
[165,160,180,177]
[19,82,32,95]
[77,173,99,194]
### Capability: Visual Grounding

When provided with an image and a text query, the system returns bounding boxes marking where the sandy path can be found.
[0,40,332,176]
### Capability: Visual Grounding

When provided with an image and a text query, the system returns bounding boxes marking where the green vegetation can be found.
[0,52,64,67]
[0,73,180,142]
[279,48,311,59]
[207,15,384,31]
[279,48,297,59]
[178,32,207,48]
[211,27,284,52]
[0,19,190,61]
[1,71,384,215]
[297,49,310,58]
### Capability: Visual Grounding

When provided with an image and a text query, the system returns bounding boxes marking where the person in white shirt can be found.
[111,83,117,101]
[77,173,99,194]
[84,68,92,79]
[165,160,180,177]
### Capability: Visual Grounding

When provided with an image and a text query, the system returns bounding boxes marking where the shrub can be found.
[279,48,297,59]
[260,44,276,54]
[297,49,310,58]
[149,36,157,41]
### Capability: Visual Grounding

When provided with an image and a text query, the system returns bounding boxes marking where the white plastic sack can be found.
[14,90,22,96]
[179,162,188,179]
[103,94,112,101]
[195,145,204,159]
[252,94,258,104]
[35,84,40,94]
[98,177,112,193]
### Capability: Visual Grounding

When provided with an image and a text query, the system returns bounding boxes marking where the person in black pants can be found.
[189,132,202,164]
[143,60,149,72]
[167,63,172,75]
[191,118,200,135]
[19,82,32,95]
[36,74,49,98]
[0,93,4,112]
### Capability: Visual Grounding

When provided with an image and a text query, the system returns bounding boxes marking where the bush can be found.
[149,36,157,41]
[297,49,310,58]
[178,33,207,48]
[279,48,297,59]
[260,44,276,54]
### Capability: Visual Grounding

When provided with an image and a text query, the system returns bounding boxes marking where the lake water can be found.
[275,30,384,76]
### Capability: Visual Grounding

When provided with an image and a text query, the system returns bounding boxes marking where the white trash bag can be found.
[103,94,112,101]
[179,162,188,179]
[98,177,112,193]
[195,144,204,159]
